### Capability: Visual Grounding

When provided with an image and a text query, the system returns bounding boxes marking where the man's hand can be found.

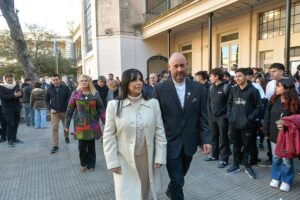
[153,163,162,168]
[14,91,22,97]
[110,167,121,174]
[51,109,57,114]
[200,144,212,154]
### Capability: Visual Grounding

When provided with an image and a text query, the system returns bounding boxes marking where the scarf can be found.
[0,78,17,90]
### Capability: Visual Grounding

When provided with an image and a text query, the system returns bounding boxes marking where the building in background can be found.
[79,0,300,78]
[71,24,83,76]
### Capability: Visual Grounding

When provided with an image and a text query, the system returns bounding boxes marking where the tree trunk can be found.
[0,0,38,81]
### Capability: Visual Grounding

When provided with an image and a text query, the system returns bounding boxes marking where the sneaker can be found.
[87,168,95,172]
[259,143,264,150]
[245,166,257,179]
[8,140,15,147]
[203,156,218,161]
[270,179,280,188]
[280,182,290,192]
[227,165,240,174]
[13,139,24,144]
[217,161,228,168]
[50,146,59,154]
[258,160,272,167]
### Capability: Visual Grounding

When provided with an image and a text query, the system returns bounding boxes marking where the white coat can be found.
[103,98,167,200]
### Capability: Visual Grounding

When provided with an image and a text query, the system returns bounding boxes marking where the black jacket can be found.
[142,84,154,99]
[208,81,231,117]
[154,78,210,159]
[95,84,109,108]
[20,84,32,103]
[227,82,262,129]
[45,84,71,112]
[0,85,22,112]
[263,97,297,143]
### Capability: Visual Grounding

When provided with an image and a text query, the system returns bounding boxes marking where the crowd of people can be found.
[0,52,299,200]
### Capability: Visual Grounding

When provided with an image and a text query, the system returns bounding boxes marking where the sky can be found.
[0,0,80,36]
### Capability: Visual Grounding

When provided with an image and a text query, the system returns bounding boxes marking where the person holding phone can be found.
[0,73,23,147]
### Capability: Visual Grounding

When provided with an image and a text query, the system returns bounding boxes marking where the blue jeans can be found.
[34,109,47,128]
[271,142,294,185]
[23,103,34,126]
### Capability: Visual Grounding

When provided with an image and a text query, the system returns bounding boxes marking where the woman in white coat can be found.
[103,69,167,200]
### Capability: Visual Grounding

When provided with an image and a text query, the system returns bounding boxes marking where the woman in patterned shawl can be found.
[65,75,105,172]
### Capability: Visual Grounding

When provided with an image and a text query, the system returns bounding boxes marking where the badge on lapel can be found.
[192,97,198,102]
[186,92,191,99]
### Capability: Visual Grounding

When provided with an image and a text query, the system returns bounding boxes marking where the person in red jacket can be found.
[264,78,300,192]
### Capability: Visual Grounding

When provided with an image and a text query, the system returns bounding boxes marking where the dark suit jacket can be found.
[142,85,154,99]
[153,78,210,159]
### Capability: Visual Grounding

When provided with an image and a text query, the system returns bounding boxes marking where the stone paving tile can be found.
[0,122,300,200]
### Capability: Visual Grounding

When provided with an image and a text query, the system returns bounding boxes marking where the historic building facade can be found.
[79,0,300,78]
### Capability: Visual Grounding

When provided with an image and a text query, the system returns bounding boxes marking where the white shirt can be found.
[173,79,186,108]
[252,82,266,99]
[266,80,276,100]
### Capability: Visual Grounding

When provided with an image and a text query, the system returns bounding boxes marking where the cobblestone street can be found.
[0,122,299,200]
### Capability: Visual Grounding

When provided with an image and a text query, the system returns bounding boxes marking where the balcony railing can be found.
[143,0,190,22]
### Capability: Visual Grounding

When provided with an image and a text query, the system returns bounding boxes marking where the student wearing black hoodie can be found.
[227,68,262,179]
[204,68,231,168]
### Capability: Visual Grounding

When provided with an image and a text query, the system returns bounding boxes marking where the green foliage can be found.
[0,24,76,79]
[0,63,24,80]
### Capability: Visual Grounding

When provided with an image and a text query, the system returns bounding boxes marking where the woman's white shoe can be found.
[269,179,280,188]
[279,182,290,192]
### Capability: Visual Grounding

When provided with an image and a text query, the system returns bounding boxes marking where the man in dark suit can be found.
[142,73,158,98]
[153,52,211,200]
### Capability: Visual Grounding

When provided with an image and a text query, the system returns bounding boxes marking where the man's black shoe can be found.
[8,140,15,147]
[217,161,228,168]
[203,156,218,161]
[50,146,59,154]
[0,138,7,143]
[65,137,70,144]
[14,139,24,144]
[165,189,171,199]
[245,166,257,179]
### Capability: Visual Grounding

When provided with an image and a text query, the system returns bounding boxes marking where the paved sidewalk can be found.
[0,123,299,200]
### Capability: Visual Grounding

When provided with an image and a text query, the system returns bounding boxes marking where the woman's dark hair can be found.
[271,78,299,113]
[254,76,267,91]
[34,82,42,89]
[116,69,147,116]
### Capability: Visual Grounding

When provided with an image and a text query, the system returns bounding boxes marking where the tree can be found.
[0,27,76,78]
[0,0,38,81]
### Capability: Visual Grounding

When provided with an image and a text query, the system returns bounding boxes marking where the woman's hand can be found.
[64,128,69,133]
[153,163,162,168]
[110,167,121,174]
[276,119,283,130]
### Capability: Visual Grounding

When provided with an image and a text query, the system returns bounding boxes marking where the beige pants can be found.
[135,144,150,200]
[51,112,66,147]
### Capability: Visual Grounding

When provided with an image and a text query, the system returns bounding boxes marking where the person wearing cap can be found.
[95,76,109,109]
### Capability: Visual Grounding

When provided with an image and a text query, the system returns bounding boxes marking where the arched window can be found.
[147,55,168,75]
